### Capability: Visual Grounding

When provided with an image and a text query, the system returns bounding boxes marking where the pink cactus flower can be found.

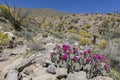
[104,64,110,72]
[73,56,79,61]
[87,49,92,54]
[82,50,87,55]
[62,44,70,51]
[61,54,68,59]
[93,54,99,59]
[73,47,78,53]
[66,49,71,54]
[86,57,91,63]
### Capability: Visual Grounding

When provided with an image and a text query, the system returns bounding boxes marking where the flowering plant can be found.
[50,44,110,79]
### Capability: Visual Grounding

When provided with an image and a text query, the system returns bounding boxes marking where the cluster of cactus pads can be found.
[50,44,110,79]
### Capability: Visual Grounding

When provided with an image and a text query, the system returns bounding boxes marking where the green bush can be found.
[0,32,10,46]
[0,4,28,31]
[42,32,48,38]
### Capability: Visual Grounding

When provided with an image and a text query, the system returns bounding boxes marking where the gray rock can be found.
[24,68,33,75]
[46,65,56,74]
[22,77,32,80]
[66,71,87,80]
[43,60,53,67]
[33,53,51,66]
[57,74,67,80]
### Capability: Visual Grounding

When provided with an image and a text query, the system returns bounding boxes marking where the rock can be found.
[24,68,33,75]
[56,68,67,79]
[22,77,32,80]
[46,65,56,74]
[43,60,53,67]
[66,71,87,80]
[56,68,67,75]
[89,76,113,80]
[33,53,51,66]
[56,74,67,80]
[5,69,19,80]
[32,74,53,80]
[3,45,28,56]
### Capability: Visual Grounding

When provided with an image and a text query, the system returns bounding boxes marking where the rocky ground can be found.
[0,6,120,79]
[0,34,114,80]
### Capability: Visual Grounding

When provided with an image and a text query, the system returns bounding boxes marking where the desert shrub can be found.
[79,37,93,46]
[17,31,35,40]
[41,22,50,27]
[0,32,10,46]
[42,32,48,38]
[51,44,111,79]
[68,29,78,34]
[110,68,120,80]
[98,40,107,49]
[0,4,28,31]
[27,40,44,51]
[85,24,92,29]
[53,32,64,39]
[80,30,89,37]
[69,34,80,41]
[88,16,93,21]
[116,18,120,22]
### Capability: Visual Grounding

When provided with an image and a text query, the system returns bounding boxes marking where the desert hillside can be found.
[15,8,70,17]
[0,4,120,80]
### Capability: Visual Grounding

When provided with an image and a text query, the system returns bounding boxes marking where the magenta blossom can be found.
[87,49,92,54]
[62,44,70,51]
[62,44,70,49]
[104,64,110,72]
[93,54,99,59]
[66,49,71,54]
[61,54,68,59]
[73,56,79,61]
[82,50,87,55]
[86,57,91,63]
[73,47,78,53]
[100,55,108,63]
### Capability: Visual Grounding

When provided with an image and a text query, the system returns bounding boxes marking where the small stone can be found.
[56,68,67,75]
[56,74,67,80]
[43,60,53,67]
[46,65,56,74]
